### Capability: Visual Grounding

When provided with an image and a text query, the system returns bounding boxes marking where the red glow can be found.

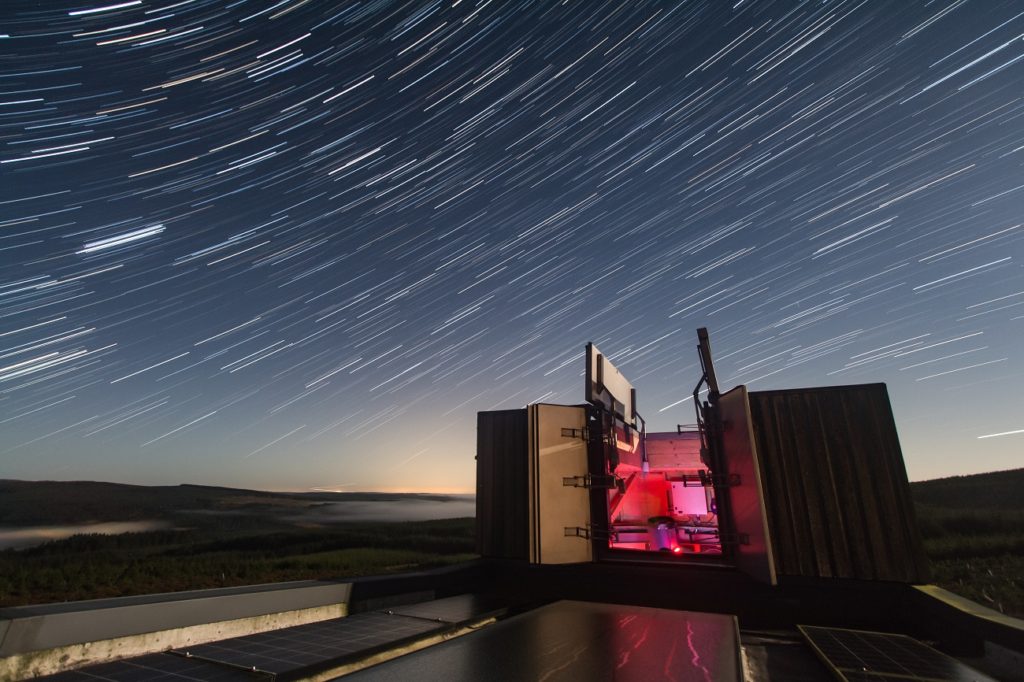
[605,430,724,558]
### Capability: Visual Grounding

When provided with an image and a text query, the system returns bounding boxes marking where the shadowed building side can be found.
[748,384,930,583]
[475,409,529,560]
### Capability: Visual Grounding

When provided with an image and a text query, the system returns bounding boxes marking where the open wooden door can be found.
[718,386,777,584]
[528,404,593,564]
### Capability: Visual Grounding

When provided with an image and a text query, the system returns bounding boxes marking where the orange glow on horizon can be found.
[304,485,474,495]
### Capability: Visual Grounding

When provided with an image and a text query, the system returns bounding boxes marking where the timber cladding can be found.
[747,384,930,583]
[476,409,529,560]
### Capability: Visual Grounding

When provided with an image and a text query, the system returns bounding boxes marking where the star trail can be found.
[1,1,1022,492]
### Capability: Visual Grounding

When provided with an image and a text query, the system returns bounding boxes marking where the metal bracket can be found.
[562,426,616,447]
[562,474,624,491]
[698,470,741,487]
[717,532,751,546]
[564,526,591,539]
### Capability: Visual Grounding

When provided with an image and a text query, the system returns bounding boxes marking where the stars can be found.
[0,1,1021,488]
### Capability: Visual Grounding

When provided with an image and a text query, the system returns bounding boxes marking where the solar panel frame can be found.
[35,651,267,681]
[381,593,508,624]
[799,625,997,682]
[173,610,450,677]
[36,595,509,681]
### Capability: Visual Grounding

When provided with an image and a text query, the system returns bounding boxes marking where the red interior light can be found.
[671,546,683,554]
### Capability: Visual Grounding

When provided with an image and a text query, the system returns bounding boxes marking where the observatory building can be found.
[477,329,929,584]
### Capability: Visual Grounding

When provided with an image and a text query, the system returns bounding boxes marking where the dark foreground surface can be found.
[345,600,741,682]
[17,560,1022,681]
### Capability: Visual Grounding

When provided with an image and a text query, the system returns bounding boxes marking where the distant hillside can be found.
[0,480,464,526]
[4,469,1020,525]
[910,468,1024,512]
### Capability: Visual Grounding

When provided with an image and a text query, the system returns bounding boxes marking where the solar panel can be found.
[799,625,997,682]
[173,610,448,677]
[37,596,505,681]
[36,651,265,681]
[345,600,742,681]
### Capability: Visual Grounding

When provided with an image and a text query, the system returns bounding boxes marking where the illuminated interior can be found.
[606,429,722,556]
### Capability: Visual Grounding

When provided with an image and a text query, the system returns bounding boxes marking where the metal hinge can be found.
[698,470,741,487]
[562,474,624,491]
[561,427,616,446]
[717,533,751,546]
[564,526,591,539]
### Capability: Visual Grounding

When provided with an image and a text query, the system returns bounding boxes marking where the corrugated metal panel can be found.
[476,409,528,559]
[747,384,930,583]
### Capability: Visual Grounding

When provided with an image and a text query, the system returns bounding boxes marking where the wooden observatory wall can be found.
[476,409,529,560]
[746,383,930,583]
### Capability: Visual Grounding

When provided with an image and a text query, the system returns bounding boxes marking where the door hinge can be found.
[561,426,616,445]
[562,474,624,491]
[564,526,591,539]
[717,532,751,546]
[698,470,741,487]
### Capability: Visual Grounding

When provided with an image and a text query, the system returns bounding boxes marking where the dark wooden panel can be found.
[476,409,528,559]
[747,384,929,583]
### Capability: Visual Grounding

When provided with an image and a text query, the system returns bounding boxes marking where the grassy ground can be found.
[914,506,1024,618]
[0,518,476,607]
[910,470,1024,619]
[928,555,1023,617]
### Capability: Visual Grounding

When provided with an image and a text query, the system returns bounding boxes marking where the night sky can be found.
[2,1,1022,493]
